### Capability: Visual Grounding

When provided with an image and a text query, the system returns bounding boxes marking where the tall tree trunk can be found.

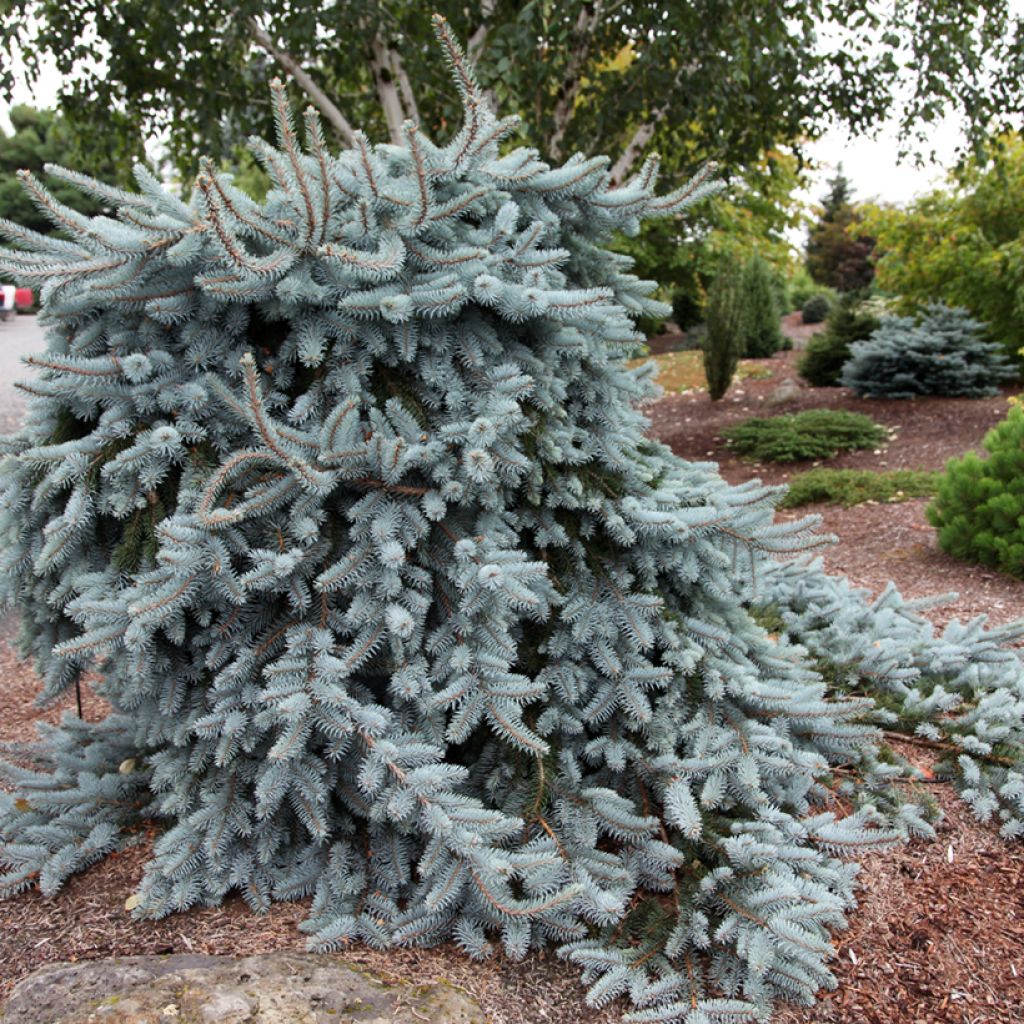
[248,19,358,147]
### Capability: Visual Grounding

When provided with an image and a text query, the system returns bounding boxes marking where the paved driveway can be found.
[0,314,46,433]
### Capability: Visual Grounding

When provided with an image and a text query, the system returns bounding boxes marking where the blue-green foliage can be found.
[0,20,1021,1024]
[759,558,1024,839]
[840,304,1017,398]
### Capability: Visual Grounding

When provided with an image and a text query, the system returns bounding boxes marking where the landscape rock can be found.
[766,378,802,406]
[0,951,485,1024]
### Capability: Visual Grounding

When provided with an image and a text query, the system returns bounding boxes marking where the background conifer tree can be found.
[1,21,1023,1024]
[738,253,783,358]
[702,265,745,399]
[805,168,875,292]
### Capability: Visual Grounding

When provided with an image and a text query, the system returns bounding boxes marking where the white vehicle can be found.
[0,285,15,322]
[0,285,33,320]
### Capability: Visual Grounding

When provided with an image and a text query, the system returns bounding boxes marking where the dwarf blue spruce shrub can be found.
[840,304,1017,398]
[0,19,1022,1023]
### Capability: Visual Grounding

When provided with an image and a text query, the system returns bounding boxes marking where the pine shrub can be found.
[801,292,833,324]
[927,404,1024,577]
[799,293,881,387]
[1,22,1023,1024]
[840,304,1018,398]
[724,409,888,462]
[701,266,744,400]
[738,254,783,357]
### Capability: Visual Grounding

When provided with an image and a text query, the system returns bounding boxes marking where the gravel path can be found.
[0,315,45,433]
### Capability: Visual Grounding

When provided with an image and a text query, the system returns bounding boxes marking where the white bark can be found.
[369,37,407,145]
[389,41,421,126]
[467,0,498,112]
[248,19,358,148]
[609,111,664,184]
[549,2,603,162]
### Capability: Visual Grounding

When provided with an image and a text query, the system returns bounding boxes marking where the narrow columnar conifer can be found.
[1,21,1023,1024]
[702,266,744,400]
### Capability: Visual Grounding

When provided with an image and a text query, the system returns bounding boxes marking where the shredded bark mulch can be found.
[2,345,1023,1021]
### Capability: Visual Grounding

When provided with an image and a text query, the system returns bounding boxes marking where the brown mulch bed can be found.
[648,347,1021,630]
[2,349,1024,1022]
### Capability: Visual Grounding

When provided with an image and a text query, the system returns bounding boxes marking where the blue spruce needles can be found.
[0,18,1022,1023]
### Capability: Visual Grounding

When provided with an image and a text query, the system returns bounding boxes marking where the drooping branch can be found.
[248,19,357,147]
[548,1,605,163]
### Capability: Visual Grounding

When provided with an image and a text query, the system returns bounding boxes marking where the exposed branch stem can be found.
[609,60,698,184]
[248,19,357,147]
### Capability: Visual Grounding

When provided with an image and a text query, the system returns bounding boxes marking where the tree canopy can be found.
[2,0,1023,187]
[864,133,1024,357]
[0,105,123,234]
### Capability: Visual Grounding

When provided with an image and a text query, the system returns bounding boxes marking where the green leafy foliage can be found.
[927,403,1024,577]
[840,304,1018,398]
[701,266,745,400]
[725,409,888,462]
[7,2,1024,184]
[781,468,941,508]
[864,133,1024,359]
[738,253,783,357]
[801,292,834,324]
[799,293,882,387]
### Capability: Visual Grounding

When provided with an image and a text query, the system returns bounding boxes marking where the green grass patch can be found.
[724,409,887,463]
[780,468,941,508]
[626,348,774,394]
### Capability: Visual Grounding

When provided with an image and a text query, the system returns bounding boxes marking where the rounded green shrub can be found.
[799,294,881,387]
[927,403,1024,577]
[801,292,833,324]
[724,409,888,462]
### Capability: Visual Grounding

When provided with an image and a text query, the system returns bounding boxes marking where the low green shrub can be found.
[786,266,819,310]
[799,294,881,387]
[927,403,1024,577]
[671,285,703,330]
[841,304,1017,398]
[801,292,834,324]
[780,468,941,508]
[724,409,888,462]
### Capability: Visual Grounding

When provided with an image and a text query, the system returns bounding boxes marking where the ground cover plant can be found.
[927,402,1024,578]
[1,22,1023,1024]
[779,468,940,509]
[840,304,1017,399]
[724,409,888,463]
